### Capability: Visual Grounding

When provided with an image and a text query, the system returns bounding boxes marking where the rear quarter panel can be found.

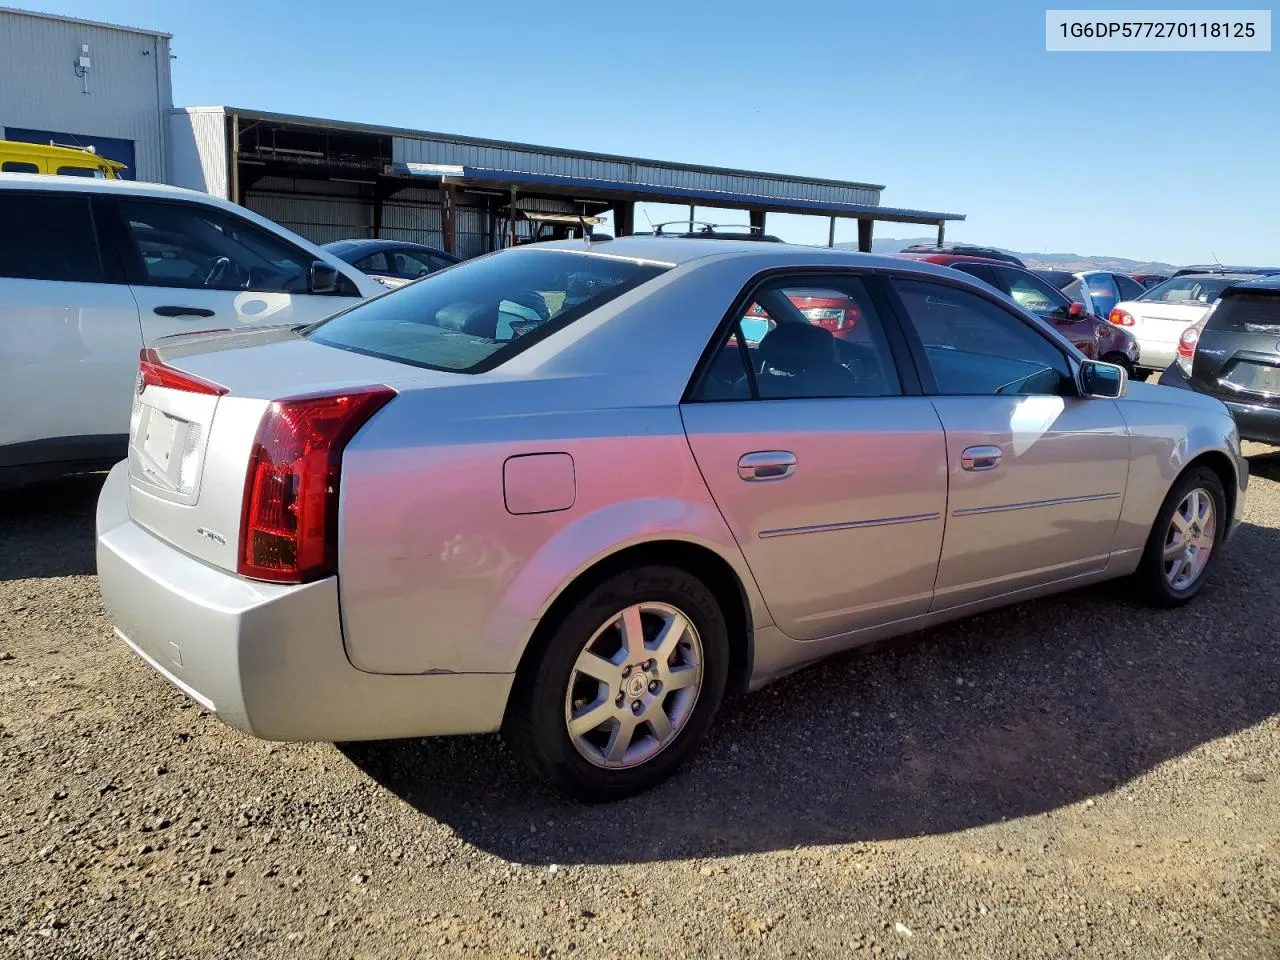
[336,383,768,676]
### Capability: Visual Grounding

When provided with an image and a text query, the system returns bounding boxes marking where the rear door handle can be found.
[738,451,796,481]
[154,305,216,318]
[961,445,1002,471]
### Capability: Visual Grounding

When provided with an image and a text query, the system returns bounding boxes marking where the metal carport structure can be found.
[168,106,964,256]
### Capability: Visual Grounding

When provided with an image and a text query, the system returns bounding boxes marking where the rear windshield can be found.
[1138,276,1235,304]
[305,249,670,373]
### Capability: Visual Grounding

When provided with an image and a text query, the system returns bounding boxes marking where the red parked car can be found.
[893,252,1142,373]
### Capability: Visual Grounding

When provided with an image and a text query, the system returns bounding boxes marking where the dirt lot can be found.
[2,450,1278,960]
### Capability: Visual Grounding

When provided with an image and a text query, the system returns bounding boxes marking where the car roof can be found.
[532,236,978,276]
[893,251,1011,267]
[322,238,456,257]
[1164,272,1262,281]
[0,140,128,170]
[0,171,219,199]
[1173,265,1280,277]
[1224,275,1280,295]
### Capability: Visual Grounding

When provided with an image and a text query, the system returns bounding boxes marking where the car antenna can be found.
[1212,251,1223,271]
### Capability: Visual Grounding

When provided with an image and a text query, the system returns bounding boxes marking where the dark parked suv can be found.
[1159,275,1280,444]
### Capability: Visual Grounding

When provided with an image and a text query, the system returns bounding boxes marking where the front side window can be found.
[117,198,325,294]
[305,249,669,373]
[694,276,902,401]
[0,192,103,283]
[997,267,1072,321]
[893,279,1073,396]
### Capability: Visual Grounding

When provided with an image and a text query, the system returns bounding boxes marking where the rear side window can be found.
[0,191,104,283]
[355,251,392,274]
[693,275,902,401]
[306,250,669,373]
[56,166,104,178]
[2,161,39,173]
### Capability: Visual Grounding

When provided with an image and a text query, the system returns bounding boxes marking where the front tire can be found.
[1135,466,1226,607]
[1101,352,1136,379]
[503,565,730,802]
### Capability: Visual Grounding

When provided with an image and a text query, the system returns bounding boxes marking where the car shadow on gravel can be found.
[342,515,1280,866]
[0,473,104,581]
[1248,449,1280,483]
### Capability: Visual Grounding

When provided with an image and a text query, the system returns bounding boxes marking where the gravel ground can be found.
[2,449,1278,960]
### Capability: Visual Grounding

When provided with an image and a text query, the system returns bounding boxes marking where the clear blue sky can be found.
[42,0,1280,263]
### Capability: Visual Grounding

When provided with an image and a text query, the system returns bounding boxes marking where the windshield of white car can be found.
[304,250,670,373]
[1138,276,1236,304]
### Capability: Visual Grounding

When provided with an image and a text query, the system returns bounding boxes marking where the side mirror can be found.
[310,260,339,294]
[1068,302,1086,319]
[1079,359,1127,399]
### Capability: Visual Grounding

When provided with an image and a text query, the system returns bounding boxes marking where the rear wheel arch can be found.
[506,540,754,718]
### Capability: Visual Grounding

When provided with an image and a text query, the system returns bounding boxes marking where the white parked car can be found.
[0,174,383,486]
[1108,272,1258,375]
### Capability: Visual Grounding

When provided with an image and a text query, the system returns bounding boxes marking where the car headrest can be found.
[758,322,836,373]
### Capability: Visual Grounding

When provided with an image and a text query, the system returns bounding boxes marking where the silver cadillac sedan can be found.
[97,237,1247,801]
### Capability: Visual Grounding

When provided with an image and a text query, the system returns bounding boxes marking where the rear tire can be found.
[502,565,729,802]
[1135,466,1226,607]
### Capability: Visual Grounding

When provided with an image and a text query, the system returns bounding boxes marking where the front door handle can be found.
[154,305,216,318]
[961,445,1003,471]
[738,451,796,482]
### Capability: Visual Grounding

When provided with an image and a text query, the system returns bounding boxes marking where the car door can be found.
[0,189,142,461]
[1083,272,1121,319]
[680,273,948,641]
[103,195,365,343]
[886,276,1131,610]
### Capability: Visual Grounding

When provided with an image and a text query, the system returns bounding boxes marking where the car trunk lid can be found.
[126,326,457,575]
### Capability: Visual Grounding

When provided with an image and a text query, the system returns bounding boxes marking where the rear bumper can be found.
[1158,365,1280,445]
[1137,342,1177,371]
[95,462,513,742]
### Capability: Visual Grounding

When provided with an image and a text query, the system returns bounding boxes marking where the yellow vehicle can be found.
[0,140,125,179]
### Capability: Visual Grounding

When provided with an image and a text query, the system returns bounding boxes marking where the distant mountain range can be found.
[839,237,1179,275]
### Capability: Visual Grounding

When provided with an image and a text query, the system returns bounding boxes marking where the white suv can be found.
[0,174,384,486]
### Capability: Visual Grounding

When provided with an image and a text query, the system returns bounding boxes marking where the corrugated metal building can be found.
[0,7,172,182]
[1,7,963,254]
[169,106,964,256]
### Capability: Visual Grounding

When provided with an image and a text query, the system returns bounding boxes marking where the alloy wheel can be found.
[563,602,703,769]
[1163,486,1217,590]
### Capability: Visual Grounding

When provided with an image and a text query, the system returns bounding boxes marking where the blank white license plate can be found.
[142,409,181,470]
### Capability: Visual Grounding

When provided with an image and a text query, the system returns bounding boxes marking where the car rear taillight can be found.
[137,348,228,396]
[238,386,395,584]
[1109,308,1135,327]
[1175,325,1201,377]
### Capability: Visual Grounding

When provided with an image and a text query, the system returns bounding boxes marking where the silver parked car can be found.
[97,238,1247,801]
